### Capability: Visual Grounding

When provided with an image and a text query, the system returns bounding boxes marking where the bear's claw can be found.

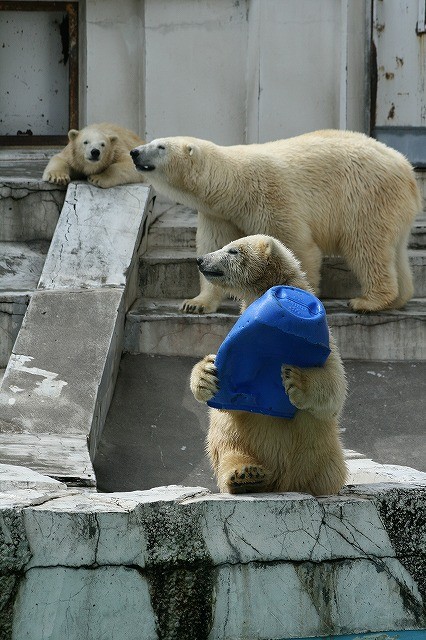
[44,173,70,186]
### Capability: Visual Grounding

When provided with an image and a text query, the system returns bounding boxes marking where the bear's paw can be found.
[43,171,70,186]
[181,296,220,314]
[227,465,269,493]
[190,354,218,402]
[282,365,312,410]
[87,173,115,189]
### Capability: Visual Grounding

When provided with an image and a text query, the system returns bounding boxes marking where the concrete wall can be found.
[1,463,425,639]
[80,0,368,144]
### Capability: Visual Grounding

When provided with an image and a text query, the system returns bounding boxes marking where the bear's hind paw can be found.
[227,465,269,494]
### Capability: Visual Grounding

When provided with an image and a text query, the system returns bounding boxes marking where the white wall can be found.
[144,0,250,145]
[81,0,368,143]
[82,0,145,133]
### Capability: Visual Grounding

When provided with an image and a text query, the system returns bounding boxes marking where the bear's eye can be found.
[157,144,165,150]
[228,248,239,255]
[83,140,89,145]
[100,142,105,147]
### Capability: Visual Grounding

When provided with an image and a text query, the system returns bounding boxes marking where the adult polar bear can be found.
[131,130,421,313]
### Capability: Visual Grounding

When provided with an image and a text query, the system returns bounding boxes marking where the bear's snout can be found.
[130,148,139,159]
[196,256,204,267]
[91,148,100,160]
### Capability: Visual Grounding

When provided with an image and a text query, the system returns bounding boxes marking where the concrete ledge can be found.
[0,464,424,639]
[0,178,65,242]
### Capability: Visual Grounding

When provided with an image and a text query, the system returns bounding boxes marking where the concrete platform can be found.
[93,354,426,492]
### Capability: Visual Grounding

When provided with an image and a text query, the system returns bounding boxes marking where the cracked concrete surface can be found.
[0,478,425,639]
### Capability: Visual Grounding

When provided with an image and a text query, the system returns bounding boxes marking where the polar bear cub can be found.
[190,234,348,496]
[43,122,145,188]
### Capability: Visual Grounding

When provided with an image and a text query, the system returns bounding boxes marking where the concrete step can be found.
[0,162,65,241]
[148,207,426,250]
[139,246,426,300]
[125,297,426,360]
[0,240,49,367]
[147,203,197,249]
[411,214,426,249]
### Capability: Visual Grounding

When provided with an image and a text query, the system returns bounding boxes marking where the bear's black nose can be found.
[196,256,204,266]
[91,149,100,159]
[130,148,139,159]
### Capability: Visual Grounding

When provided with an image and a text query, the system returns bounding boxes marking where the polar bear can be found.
[43,123,145,188]
[130,130,421,313]
[190,234,348,495]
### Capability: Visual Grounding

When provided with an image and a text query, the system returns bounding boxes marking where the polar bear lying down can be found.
[190,234,348,496]
[44,122,145,188]
[131,129,421,313]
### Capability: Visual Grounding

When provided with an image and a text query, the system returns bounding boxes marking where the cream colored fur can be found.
[43,123,145,188]
[131,130,421,312]
[190,234,348,496]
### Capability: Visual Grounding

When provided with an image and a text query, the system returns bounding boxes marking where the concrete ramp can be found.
[0,183,153,485]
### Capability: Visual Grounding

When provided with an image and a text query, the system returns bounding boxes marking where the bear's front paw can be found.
[43,171,70,186]
[88,173,117,189]
[282,365,311,410]
[181,297,219,314]
[190,354,218,402]
[227,465,269,494]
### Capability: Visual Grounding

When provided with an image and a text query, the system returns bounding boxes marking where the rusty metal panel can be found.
[372,0,426,165]
[372,0,426,128]
[0,1,78,145]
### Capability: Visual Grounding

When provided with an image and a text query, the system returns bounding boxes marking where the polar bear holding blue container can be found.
[190,234,348,495]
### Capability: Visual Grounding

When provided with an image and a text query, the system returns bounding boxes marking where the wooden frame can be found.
[0,1,78,145]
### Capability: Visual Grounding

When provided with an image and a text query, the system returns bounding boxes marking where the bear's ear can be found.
[259,236,273,258]
[186,143,198,157]
[109,135,118,144]
[68,129,79,141]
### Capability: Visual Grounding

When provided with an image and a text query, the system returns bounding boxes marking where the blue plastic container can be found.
[207,285,331,418]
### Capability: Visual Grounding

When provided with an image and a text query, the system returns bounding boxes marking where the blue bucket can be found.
[207,285,331,418]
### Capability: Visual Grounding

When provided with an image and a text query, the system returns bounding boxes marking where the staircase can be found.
[125,177,426,362]
[0,152,66,376]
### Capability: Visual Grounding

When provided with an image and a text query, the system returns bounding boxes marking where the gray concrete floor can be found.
[93,354,426,492]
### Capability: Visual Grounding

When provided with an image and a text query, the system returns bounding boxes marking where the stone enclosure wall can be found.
[1,467,425,640]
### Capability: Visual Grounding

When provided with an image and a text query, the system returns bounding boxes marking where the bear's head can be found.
[130,137,212,189]
[196,235,312,305]
[68,126,119,174]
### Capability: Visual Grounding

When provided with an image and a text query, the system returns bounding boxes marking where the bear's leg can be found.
[181,213,243,314]
[42,154,72,186]
[216,451,272,494]
[297,240,323,294]
[277,428,348,496]
[388,229,414,309]
[347,242,399,312]
[88,159,144,188]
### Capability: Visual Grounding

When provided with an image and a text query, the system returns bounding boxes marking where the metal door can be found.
[372,0,426,167]
[0,1,78,145]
